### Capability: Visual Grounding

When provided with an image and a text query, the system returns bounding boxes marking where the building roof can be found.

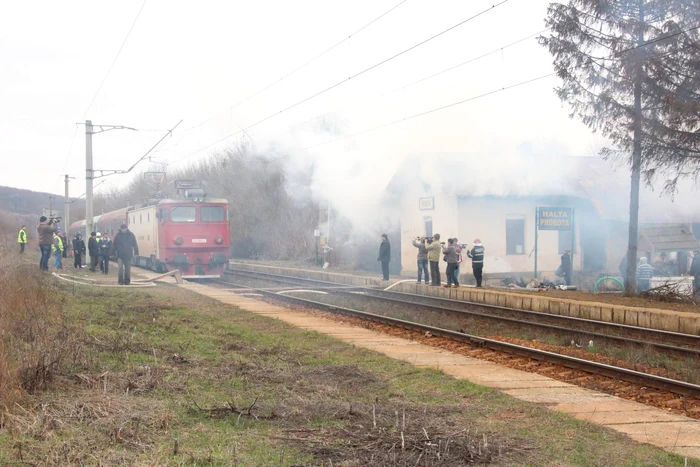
[389,154,700,223]
[639,224,700,252]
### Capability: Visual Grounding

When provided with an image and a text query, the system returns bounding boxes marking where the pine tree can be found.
[540,0,700,293]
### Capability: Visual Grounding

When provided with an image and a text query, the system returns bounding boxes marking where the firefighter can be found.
[467,238,485,287]
[17,225,27,253]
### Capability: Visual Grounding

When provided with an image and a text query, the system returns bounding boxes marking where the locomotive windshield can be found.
[201,206,225,222]
[171,206,196,222]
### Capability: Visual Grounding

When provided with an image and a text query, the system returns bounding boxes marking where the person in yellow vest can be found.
[52,230,64,269]
[18,225,28,253]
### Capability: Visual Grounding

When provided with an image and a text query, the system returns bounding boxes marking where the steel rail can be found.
[223,269,700,351]
[226,283,700,397]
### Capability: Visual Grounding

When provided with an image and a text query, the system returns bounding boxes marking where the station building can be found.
[388,154,700,281]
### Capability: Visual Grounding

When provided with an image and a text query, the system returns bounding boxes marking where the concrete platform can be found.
[229,262,700,335]
[174,278,700,460]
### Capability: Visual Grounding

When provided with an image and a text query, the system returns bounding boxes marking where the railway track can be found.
[221,269,700,357]
[210,269,700,397]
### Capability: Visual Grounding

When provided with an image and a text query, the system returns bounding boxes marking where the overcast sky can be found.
[2,0,611,198]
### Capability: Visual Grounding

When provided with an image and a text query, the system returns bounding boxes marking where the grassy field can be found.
[0,276,697,466]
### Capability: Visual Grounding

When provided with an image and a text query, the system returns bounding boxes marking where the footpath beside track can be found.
[165,276,700,461]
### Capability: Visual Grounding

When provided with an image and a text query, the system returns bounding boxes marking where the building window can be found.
[506,219,525,255]
[424,216,433,237]
[558,229,573,254]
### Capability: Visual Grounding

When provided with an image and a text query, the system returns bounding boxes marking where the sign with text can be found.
[418,197,435,210]
[538,207,572,230]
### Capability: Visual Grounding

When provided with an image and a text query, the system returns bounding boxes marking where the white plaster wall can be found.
[400,185,458,273]
[400,192,583,277]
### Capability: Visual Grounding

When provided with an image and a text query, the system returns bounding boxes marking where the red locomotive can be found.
[70,181,229,278]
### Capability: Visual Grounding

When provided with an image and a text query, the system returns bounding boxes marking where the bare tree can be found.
[540,0,700,293]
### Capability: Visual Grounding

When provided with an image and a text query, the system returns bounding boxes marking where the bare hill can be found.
[0,185,85,221]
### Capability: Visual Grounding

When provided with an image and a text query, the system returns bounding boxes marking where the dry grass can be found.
[0,233,82,422]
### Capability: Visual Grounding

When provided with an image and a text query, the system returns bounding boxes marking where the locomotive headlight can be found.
[215,236,223,245]
[174,236,184,245]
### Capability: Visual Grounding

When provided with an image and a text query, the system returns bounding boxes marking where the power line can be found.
[82,0,148,118]
[301,25,700,149]
[160,0,412,151]
[169,0,511,166]
[58,125,79,182]
[294,27,548,131]
[304,72,556,149]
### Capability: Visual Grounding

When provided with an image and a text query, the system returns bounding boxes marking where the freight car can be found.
[69,190,230,278]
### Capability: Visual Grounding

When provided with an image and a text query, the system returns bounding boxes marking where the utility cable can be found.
[173,0,412,137]
[169,0,511,166]
[294,27,548,131]
[304,72,556,149]
[82,0,148,118]
[300,26,700,149]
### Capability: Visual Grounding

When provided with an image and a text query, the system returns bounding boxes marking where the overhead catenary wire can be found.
[81,0,149,119]
[168,0,511,166]
[304,72,557,149]
[293,27,549,131]
[171,0,412,138]
[302,25,700,149]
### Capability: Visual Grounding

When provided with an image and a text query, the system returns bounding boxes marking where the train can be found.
[69,183,230,279]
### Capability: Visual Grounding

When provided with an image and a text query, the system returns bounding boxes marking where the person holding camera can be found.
[425,233,442,286]
[377,234,391,281]
[443,238,460,287]
[467,238,485,287]
[412,236,430,284]
[37,216,58,271]
[453,238,464,284]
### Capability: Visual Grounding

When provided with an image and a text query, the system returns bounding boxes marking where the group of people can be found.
[27,217,139,285]
[377,233,485,287]
[634,252,700,295]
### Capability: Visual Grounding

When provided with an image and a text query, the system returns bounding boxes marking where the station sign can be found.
[418,197,434,210]
[537,207,572,230]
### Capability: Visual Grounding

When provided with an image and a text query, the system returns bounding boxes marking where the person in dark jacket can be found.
[467,238,485,287]
[37,216,58,270]
[73,233,86,269]
[99,233,112,275]
[690,251,700,297]
[377,234,391,281]
[412,236,430,284]
[442,238,459,288]
[560,249,572,286]
[112,223,139,285]
[87,232,99,272]
[61,231,69,258]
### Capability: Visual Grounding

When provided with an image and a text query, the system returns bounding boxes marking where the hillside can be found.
[0,185,85,221]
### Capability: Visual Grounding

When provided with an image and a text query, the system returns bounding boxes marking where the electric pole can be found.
[49,196,55,217]
[85,120,94,264]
